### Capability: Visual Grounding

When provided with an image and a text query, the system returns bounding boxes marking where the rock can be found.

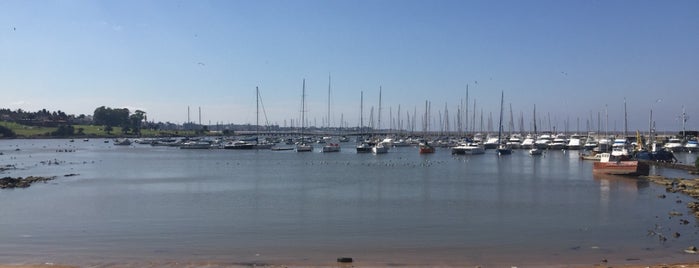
[669,210,684,217]
[0,176,56,189]
[337,257,353,263]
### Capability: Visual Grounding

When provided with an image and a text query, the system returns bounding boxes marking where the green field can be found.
[1,121,199,138]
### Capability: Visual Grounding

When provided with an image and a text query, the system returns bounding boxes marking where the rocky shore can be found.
[643,174,699,218]
[0,176,56,189]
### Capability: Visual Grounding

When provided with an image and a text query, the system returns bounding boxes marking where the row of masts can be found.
[189,80,690,140]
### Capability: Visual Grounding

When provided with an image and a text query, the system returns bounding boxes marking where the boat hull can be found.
[451,145,485,155]
[593,161,649,176]
[224,144,254,149]
[419,147,435,154]
[356,146,372,153]
[322,145,341,152]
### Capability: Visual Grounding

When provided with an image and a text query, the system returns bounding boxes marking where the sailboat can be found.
[322,75,340,153]
[496,91,512,155]
[296,79,313,152]
[372,86,389,154]
[529,104,543,156]
[253,86,273,149]
[356,91,372,153]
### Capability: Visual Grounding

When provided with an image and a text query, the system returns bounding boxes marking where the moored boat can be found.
[664,138,685,152]
[528,147,543,156]
[296,142,313,152]
[451,142,485,155]
[356,142,372,153]
[224,140,254,149]
[114,138,132,146]
[179,141,212,149]
[418,142,435,154]
[593,153,649,176]
[566,134,583,150]
[372,142,389,154]
[322,143,341,152]
[685,139,698,153]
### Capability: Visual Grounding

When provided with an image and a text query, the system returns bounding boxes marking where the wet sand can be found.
[2,262,699,268]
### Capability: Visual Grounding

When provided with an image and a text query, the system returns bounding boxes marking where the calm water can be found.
[1,139,698,267]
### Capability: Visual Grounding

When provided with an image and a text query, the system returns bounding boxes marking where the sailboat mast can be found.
[498,91,504,142]
[533,104,537,136]
[377,86,382,132]
[360,91,364,132]
[256,86,259,138]
[301,79,306,135]
[327,74,331,129]
[624,98,628,137]
[465,84,469,133]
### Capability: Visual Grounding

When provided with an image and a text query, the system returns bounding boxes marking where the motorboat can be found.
[664,138,684,152]
[372,142,389,154]
[529,147,543,156]
[506,134,522,149]
[583,136,598,150]
[179,141,211,149]
[322,143,341,152]
[451,142,485,155]
[548,134,567,150]
[224,140,254,149]
[356,142,372,153]
[483,136,500,149]
[534,133,552,149]
[296,142,313,152]
[520,134,535,149]
[566,134,583,150]
[611,138,631,157]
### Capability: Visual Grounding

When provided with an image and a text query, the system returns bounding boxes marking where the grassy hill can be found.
[0,121,199,138]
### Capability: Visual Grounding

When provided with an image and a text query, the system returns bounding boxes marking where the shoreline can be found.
[2,262,699,268]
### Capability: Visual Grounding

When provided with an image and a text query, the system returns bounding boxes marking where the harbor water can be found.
[1,139,698,266]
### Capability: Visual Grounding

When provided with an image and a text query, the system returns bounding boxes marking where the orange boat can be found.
[593,153,649,176]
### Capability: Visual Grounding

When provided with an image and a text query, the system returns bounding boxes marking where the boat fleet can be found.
[112,132,697,157]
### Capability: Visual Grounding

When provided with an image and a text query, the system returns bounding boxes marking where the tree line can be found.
[92,106,146,135]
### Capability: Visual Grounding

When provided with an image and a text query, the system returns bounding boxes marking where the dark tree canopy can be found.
[0,125,16,138]
[93,106,130,127]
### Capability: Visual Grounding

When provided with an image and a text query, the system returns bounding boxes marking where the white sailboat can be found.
[253,86,273,149]
[296,79,313,152]
[529,105,542,156]
[372,86,388,154]
[356,91,372,153]
[495,91,512,155]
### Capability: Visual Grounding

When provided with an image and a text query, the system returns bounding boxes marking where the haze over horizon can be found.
[1,0,697,133]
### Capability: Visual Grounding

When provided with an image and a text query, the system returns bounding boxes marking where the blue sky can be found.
[1,0,697,132]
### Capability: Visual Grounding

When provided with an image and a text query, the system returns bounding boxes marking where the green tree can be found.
[51,125,75,136]
[0,124,16,138]
[93,106,129,127]
[104,125,113,134]
[129,110,146,135]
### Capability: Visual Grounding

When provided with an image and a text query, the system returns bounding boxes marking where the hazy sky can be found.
[1,0,697,132]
